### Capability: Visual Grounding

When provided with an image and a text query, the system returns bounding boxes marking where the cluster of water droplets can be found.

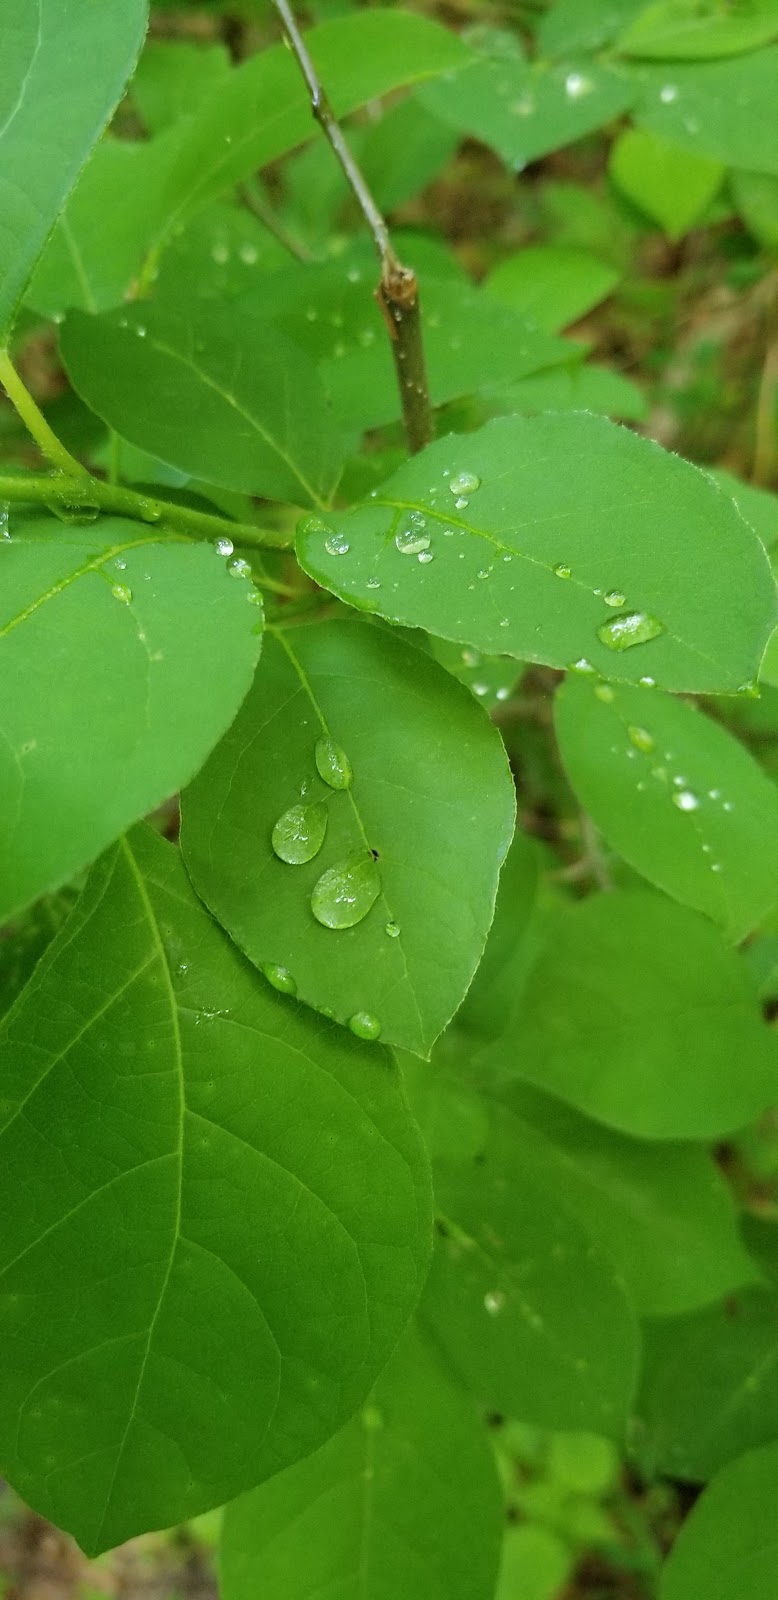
[554,560,666,661]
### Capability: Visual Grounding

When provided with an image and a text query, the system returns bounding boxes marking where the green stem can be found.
[0,350,88,478]
[0,472,292,550]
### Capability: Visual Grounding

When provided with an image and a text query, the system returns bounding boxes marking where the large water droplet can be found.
[597,611,665,652]
[673,790,699,812]
[311,854,381,930]
[271,802,327,865]
[348,1011,381,1041]
[449,470,481,497]
[315,736,352,790]
[263,964,297,995]
[395,518,431,555]
[325,532,350,556]
[628,725,654,754]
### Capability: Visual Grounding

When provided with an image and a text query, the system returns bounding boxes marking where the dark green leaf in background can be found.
[0,515,261,924]
[0,0,148,339]
[221,1326,503,1600]
[182,620,515,1056]
[555,676,778,941]
[659,1440,778,1600]
[298,413,778,693]
[0,827,431,1552]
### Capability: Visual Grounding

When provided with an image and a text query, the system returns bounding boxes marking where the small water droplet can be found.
[311,853,381,930]
[111,583,132,604]
[639,676,656,688]
[595,684,616,702]
[569,658,596,674]
[554,562,571,579]
[604,589,626,608]
[565,71,592,98]
[114,556,127,570]
[443,526,456,537]
[499,617,509,628]
[135,324,147,338]
[708,788,721,800]
[215,535,234,557]
[673,790,699,812]
[321,530,348,557]
[348,1011,381,1041]
[271,802,328,865]
[418,550,434,564]
[385,921,400,938]
[723,800,734,812]
[263,964,297,996]
[660,83,678,103]
[628,725,654,754]
[315,736,352,790]
[0,502,9,540]
[347,266,362,284]
[228,557,252,579]
[495,686,510,701]
[454,497,469,510]
[239,242,258,265]
[711,862,723,873]
[211,242,229,265]
[362,1405,383,1430]
[484,1290,505,1316]
[449,471,481,497]
[473,682,489,697]
[366,576,381,590]
[597,611,666,652]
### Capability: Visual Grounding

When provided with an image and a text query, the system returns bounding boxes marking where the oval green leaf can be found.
[181,619,515,1058]
[0,514,261,924]
[660,1441,778,1600]
[0,826,431,1553]
[297,413,777,694]
[555,676,778,942]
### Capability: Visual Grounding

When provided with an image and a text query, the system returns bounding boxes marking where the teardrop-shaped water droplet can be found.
[604,589,626,608]
[271,802,327,865]
[449,471,481,497]
[262,964,297,996]
[385,921,400,938]
[315,736,352,790]
[553,563,571,579]
[673,789,699,812]
[597,611,665,652]
[348,1011,381,1041]
[628,725,655,754]
[311,854,380,930]
[111,583,132,604]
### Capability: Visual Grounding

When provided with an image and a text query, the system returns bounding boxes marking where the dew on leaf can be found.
[595,684,616,702]
[366,576,381,589]
[111,583,132,604]
[604,589,626,608]
[315,736,352,790]
[554,562,572,579]
[418,550,434,564]
[484,1290,505,1316]
[627,725,655,754]
[215,536,234,557]
[239,242,258,265]
[449,470,481,497]
[311,853,381,930]
[262,964,297,995]
[473,682,489,697]
[0,503,9,540]
[565,71,592,98]
[660,83,678,102]
[673,790,700,812]
[639,675,656,687]
[597,611,666,652]
[569,658,596,674]
[325,532,350,556]
[271,802,328,865]
[362,1406,383,1430]
[228,557,252,579]
[348,1011,382,1041]
[395,518,431,555]
[496,686,511,701]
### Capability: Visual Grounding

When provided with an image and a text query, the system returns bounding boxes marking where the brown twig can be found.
[270,0,433,454]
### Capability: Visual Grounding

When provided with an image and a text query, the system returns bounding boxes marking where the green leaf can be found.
[620,0,778,60]
[297,413,778,694]
[25,131,184,321]
[712,468,778,550]
[496,1525,572,1600]
[659,1441,778,1600]
[155,203,290,306]
[477,891,778,1139]
[421,1105,640,1437]
[132,40,230,134]
[609,128,723,238]
[0,514,261,925]
[496,1081,757,1316]
[0,0,148,340]
[730,170,778,248]
[555,676,778,942]
[538,0,647,57]
[181,619,515,1056]
[637,1289,778,1482]
[429,636,523,710]
[60,302,344,508]
[220,1326,502,1600]
[481,363,648,423]
[420,52,635,171]
[635,52,778,177]
[485,246,620,333]
[355,93,461,213]
[0,826,431,1552]
[162,13,471,242]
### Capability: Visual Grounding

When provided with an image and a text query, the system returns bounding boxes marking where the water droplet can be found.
[211,242,229,265]
[565,71,592,98]
[660,83,678,103]
[604,589,626,608]
[569,658,595,675]
[499,617,509,628]
[628,725,654,754]
[723,800,734,812]
[418,550,434,564]
[366,576,381,590]
[511,92,535,116]
[228,557,252,579]
[0,503,9,540]
[595,684,616,702]
[554,562,571,579]
[239,242,258,265]
[737,680,760,699]
[325,531,350,556]
[443,526,456,537]
[135,324,147,338]
[639,676,656,688]
[450,471,481,497]
[484,1291,505,1316]
[311,854,381,930]
[111,583,132,604]
[473,682,489,697]
[385,921,400,938]
[597,611,666,652]
[495,686,510,701]
[347,266,362,284]
[349,1011,381,1041]
[315,736,352,790]
[462,648,481,666]
[114,556,127,570]
[673,790,699,812]
[395,518,431,555]
[708,788,721,800]
[271,802,328,865]
[263,964,297,996]
[455,497,469,510]
[711,862,723,873]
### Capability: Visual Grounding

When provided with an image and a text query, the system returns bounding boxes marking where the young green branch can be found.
[271,0,433,455]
